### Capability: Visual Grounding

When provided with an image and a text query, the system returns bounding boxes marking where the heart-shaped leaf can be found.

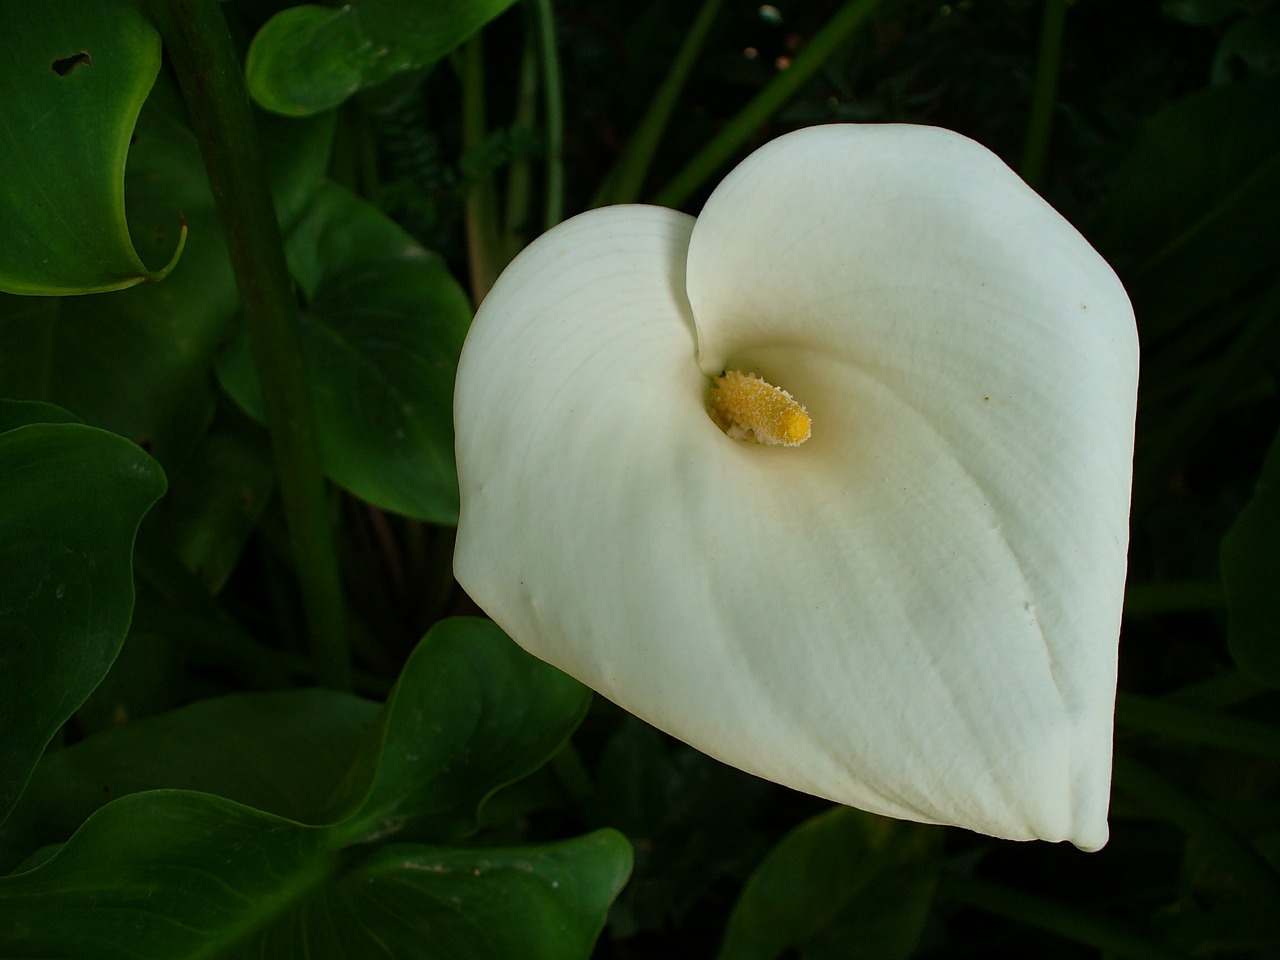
[0,789,629,960]
[0,688,378,871]
[0,0,184,294]
[0,78,334,472]
[218,183,472,522]
[717,807,940,960]
[0,421,166,823]
[335,617,594,842]
[246,0,521,117]
[0,619,628,957]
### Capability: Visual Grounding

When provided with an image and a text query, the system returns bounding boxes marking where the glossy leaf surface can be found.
[0,422,165,822]
[219,183,472,522]
[0,0,182,294]
[246,0,521,116]
[0,689,378,871]
[0,619,624,956]
[718,807,939,960]
[0,80,334,472]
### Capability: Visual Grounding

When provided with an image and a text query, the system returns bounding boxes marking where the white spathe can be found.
[453,124,1138,851]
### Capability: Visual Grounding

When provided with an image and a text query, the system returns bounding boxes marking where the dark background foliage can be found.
[2,0,1278,956]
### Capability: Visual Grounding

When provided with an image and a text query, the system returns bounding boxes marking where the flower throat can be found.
[708,370,811,447]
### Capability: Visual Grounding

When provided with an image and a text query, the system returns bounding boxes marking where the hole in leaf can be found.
[51,51,93,76]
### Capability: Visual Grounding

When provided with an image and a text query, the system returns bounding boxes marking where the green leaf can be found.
[0,78,334,472]
[218,183,472,522]
[246,0,521,116]
[0,620,626,957]
[149,412,275,592]
[0,0,185,294]
[1222,428,1280,685]
[0,789,629,960]
[337,617,593,842]
[1091,75,1280,340]
[0,689,378,872]
[717,807,940,960]
[0,399,81,432]
[0,423,166,823]
[317,834,632,959]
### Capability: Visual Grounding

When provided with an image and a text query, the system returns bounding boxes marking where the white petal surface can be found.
[454,125,1137,850]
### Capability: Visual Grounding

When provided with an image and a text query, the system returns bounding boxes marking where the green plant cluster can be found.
[2,0,1279,957]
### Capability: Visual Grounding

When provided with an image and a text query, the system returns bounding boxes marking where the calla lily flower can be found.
[453,124,1138,850]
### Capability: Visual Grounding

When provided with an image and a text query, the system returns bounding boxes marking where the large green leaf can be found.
[0,0,184,294]
[0,619,628,957]
[335,617,594,842]
[1222,428,1280,685]
[0,689,378,872]
[717,807,940,960]
[0,78,334,472]
[0,790,629,960]
[1091,74,1280,341]
[0,422,166,823]
[218,183,472,522]
[245,0,521,116]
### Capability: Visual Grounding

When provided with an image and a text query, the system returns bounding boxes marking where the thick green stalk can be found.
[938,873,1190,960]
[591,0,726,208]
[1113,754,1280,903]
[503,34,539,254]
[461,36,502,303]
[653,0,883,209]
[534,0,564,229]
[151,0,350,689]
[1020,0,1069,188]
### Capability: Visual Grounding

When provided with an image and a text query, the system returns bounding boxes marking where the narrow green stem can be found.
[938,872,1191,960]
[653,0,883,209]
[1116,693,1280,762]
[1020,0,1069,188]
[1123,578,1224,615]
[534,0,564,229]
[592,0,726,208]
[461,36,501,303]
[503,33,539,252]
[151,0,350,689]
[1113,754,1280,903]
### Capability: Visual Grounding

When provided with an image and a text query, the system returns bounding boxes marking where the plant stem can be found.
[592,0,726,208]
[503,33,539,253]
[461,36,501,303]
[1116,693,1280,762]
[150,0,350,689]
[1112,754,1280,904]
[653,0,883,209]
[1020,0,1069,188]
[937,873,1190,960]
[534,0,564,229]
